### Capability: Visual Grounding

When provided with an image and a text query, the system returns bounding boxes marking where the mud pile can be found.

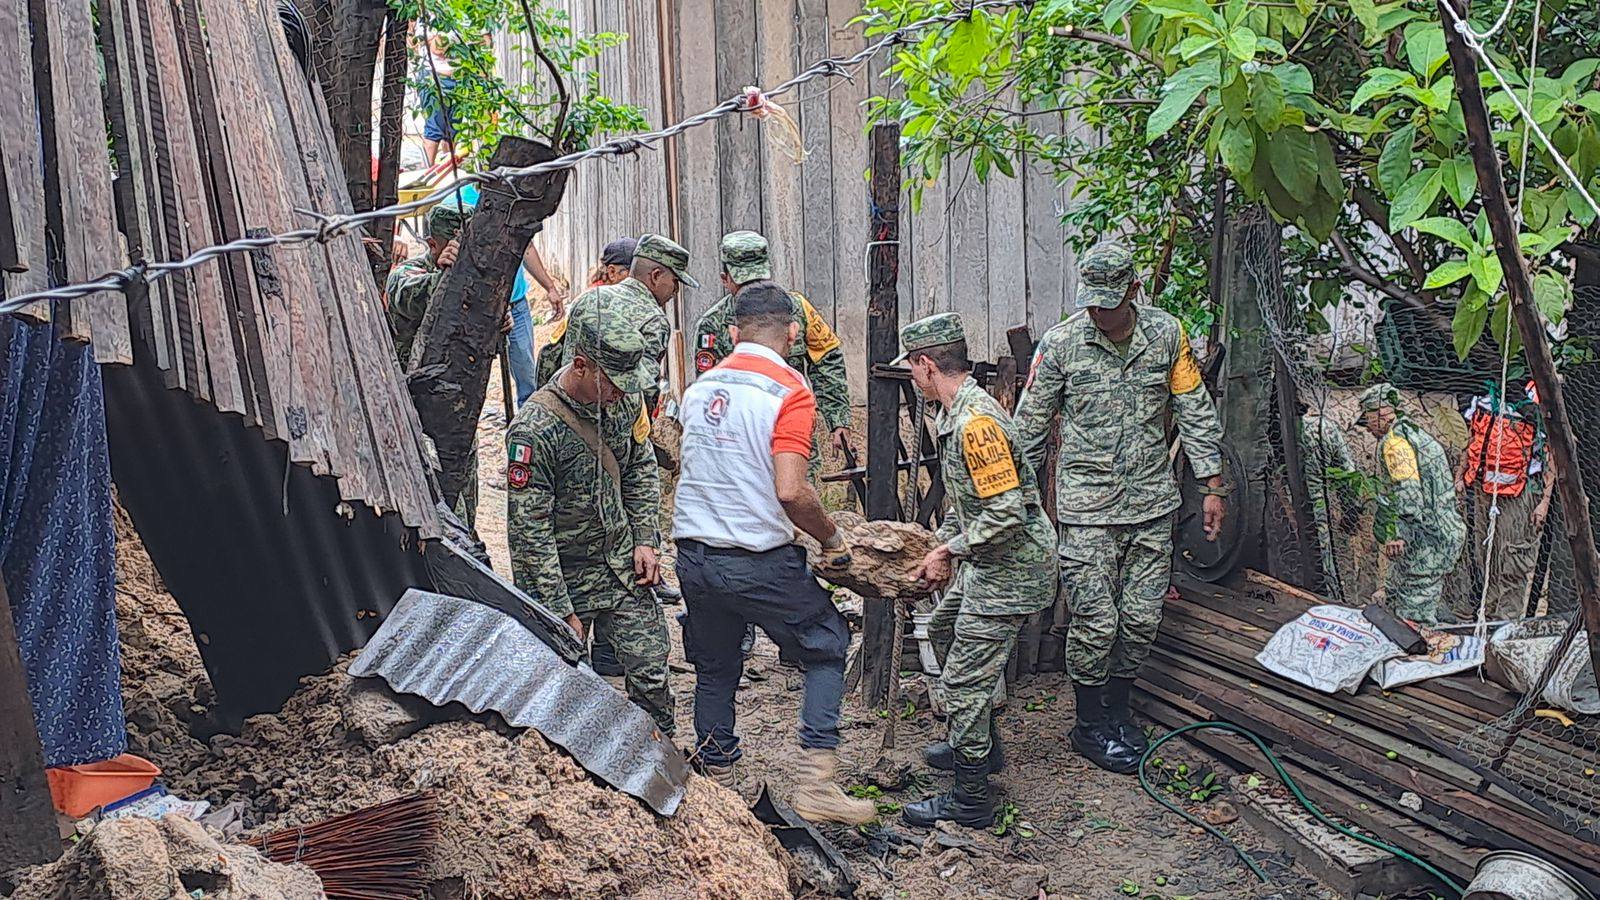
[797,511,938,600]
[7,814,324,900]
[112,500,214,776]
[177,663,791,900]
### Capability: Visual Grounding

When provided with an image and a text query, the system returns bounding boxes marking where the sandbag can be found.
[1256,605,1404,694]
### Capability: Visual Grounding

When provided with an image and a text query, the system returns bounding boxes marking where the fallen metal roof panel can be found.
[350,589,688,815]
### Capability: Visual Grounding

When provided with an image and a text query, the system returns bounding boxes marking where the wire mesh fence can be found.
[1240,204,1599,840]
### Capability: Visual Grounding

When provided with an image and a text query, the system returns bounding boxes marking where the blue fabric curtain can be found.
[0,317,124,767]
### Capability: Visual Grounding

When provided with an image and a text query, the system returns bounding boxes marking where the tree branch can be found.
[1330,232,1454,333]
[519,0,570,149]
[1046,26,1157,66]
[1350,184,1431,285]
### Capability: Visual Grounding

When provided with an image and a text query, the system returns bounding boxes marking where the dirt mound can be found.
[7,814,324,900]
[796,511,938,600]
[112,499,215,776]
[178,663,791,900]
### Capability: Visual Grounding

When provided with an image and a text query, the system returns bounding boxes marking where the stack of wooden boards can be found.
[1138,572,1600,895]
[0,0,441,538]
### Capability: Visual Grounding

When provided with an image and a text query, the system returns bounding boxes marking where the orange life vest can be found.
[1464,404,1537,497]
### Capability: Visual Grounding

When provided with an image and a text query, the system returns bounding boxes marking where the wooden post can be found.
[408,137,567,510]
[862,123,902,707]
[370,8,408,269]
[1274,351,1318,590]
[0,576,60,870]
[1441,0,1600,689]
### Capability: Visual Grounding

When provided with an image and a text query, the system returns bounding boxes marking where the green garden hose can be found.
[1137,720,1467,897]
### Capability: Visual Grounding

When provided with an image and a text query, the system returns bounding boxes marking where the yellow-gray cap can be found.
[892,312,966,365]
[634,233,699,288]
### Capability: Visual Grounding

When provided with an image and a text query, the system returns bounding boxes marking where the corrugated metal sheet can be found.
[104,357,432,729]
[351,589,689,816]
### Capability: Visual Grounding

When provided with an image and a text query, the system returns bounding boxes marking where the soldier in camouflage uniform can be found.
[385,197,474,369]
[1300,404,1358,598]
[506,299,675,734]
[695,231,854,461]
[1015,240,1227,775]
[1359,383,1465,626]
[894,314,1055,829]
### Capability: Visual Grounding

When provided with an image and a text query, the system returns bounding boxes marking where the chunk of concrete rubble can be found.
[795,511,939,600]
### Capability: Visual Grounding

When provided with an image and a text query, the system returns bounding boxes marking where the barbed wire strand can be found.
[0,0,1028,316]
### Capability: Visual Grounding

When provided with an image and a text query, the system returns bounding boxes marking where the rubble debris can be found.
[6,814,325,900]
[796,511,939,600]
[176,663,792,899]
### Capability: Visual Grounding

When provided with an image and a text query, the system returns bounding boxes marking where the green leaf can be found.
[1271,62,1314,96]
[1534,270,1571,324]
[1389,167,1443,231]
[1411,216,1474,249]
[1377,125,1416,197]
[1569,188,1600,227]
[1101,0,1140,29]
[1146,61,1220,141]
[1349,0,1379,40]
[1221,73,1249,120]
[1560,59,1600,91]
[1424,259,1471,288]
[1219,121,1256,173]
[1403,24,1447,80]
[1577,93,1600,115]
[1490,295,1521,359]
[1453,295,1490,360]
[1352,69,1414,112]
[1314,133,1342,199]
[1176,35,1220,60]
[1266,127,1319,202]
[943,17,993,82]
[1224,26,1258,61]
[1468,250,1504,294]
[1143,0,1216,20]
[1252,72,1286,129]
[1440,158,1478,209]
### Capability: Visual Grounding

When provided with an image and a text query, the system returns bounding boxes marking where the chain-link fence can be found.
[1242,205,1599,840]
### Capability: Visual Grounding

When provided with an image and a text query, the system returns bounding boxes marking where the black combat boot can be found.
[1102,677,1149,755]
[589,632,625,677]
[923,712,1005,774]
[1069,682,1140,774]
[901,757,996,829]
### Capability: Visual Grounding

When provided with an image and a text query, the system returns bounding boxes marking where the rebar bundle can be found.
[247,792,440,900]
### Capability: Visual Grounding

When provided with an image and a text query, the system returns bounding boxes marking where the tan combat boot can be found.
[790,748,876,825]
[703,762,738,791]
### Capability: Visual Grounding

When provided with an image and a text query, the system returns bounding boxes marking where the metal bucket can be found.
[1463,851,1595,900]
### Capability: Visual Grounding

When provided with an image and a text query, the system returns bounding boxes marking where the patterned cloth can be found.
[536,278,669,401]
[719,231,773,284]
[1375,418,1466,625]
[692,290,850,431]
[384,254,439,368]
[1059,516,1174,685]
[1,318,124,767]
[1074,241,1135,309]
[1300,412,1357,588]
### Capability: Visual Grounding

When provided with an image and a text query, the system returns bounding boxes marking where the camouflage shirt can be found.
[506,378,659,618]
[692,290,852,431]
[1299,412,1356,511]
[1015,306,1224,526]
[1374,418,1466,575]
[384,254,440,367]
[934,377,1057,615]
[536,278,670,394]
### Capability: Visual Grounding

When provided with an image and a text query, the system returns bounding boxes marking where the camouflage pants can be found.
[579,584,675,735]
[927,577,1023,761]
[1059,516,1173,686]
[1384,530,1465,627]
[1472,484,1539,621]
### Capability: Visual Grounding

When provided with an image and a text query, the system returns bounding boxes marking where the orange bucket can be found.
[46,753,161,817]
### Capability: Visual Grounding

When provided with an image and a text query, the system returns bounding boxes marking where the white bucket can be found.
[1463,851,1595,900]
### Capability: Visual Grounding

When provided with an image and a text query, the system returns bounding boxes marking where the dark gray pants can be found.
[677,540,849,766]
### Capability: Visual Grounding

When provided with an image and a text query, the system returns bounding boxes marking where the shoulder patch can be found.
[695,349,717,373]
[548,317,568,344]
[962,415,1021,499]
[1381,434,1420,482]
[1169,325,1203,395]
[632,405,651,444]
[796,293,842,362]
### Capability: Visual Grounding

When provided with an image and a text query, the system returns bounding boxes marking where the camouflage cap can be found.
[892,312,966,365]
[635,233,700,288]
[563,301,653,394]
[1075,240,1135,309]
[426,195,475,242]
[720,231,772,284]
[1358,382,1401,413]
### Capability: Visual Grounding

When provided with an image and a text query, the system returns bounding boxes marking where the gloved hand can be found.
[815,530,853,573]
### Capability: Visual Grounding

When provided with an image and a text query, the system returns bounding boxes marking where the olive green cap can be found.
[426,195,475,242]
[1075,240,1135,309]
[1358,382,1401,413]
[892,312,966,365]
[563,300,653,394]
[635,233,700,288]
[720,231,772,284]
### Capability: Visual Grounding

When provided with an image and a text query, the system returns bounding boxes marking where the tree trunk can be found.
[305,0,388,212]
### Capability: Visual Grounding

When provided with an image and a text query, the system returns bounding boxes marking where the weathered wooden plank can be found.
[1022,111,1068,334]
[986,96,1027,359]
[826,0,870,396]
[947,153,990,352]
[628,0,668,239]
[910,163,949,323]
[0,0,45,318]
[198,0,332,473]
[757,0,804,289]
[715,0,763,241]
[170,0,277,432]
[672,0,723,329]
[794,0,835,327]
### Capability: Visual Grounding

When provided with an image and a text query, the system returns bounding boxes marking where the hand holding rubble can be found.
[913,544,954,591]
[814,528,853,574]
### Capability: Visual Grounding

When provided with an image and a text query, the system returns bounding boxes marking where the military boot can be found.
[702,762,737,791]
[790,749,877,826]
[1069,683,1140,774]
[901,757,995,829]
[1102,677,1149,755]
[922,712,1005,774]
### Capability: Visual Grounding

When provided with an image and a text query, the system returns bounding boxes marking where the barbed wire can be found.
[0,0,1032,316]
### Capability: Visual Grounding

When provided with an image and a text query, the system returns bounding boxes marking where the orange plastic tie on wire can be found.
[743,86,808,165]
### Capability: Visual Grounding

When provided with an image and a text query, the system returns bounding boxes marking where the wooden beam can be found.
[862,123,903,707]
[1440,0,1600,692]
[0,575,59,871]
[370,9,409,277]
[1273,352,1318,589]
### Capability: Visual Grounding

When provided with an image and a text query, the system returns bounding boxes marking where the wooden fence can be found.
[497,1,1094,394]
